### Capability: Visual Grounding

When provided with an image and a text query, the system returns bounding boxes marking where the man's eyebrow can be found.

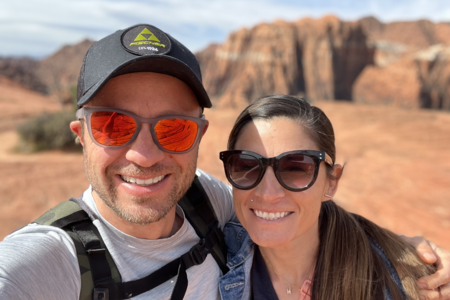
[158,110,192,116]
[158,109,203,117]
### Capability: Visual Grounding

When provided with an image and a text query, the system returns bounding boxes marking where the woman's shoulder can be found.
[367,236,408,299]
[223,222,254,260]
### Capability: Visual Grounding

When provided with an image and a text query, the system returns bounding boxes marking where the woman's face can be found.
[232,117,334,248]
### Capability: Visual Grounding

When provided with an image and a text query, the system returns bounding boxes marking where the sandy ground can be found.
[0,85,449,250]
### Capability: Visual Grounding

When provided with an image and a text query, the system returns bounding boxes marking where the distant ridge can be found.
[2,16,450,111]
[197,16,450,110]
[0,39,94,104]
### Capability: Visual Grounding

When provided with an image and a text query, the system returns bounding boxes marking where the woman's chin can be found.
[248,231,293,248]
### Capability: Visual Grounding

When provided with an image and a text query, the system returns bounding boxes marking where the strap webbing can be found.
[179,177,228,274]
[72,222,217,300]
[50,210,90,228]
[72,222,115,288]
[71,212,220,300]
[38,175,228,300]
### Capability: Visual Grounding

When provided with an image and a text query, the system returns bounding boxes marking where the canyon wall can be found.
[354,17,450,110]
[197,16,373,109]
[2,17,450,110]
[197,16,450,110]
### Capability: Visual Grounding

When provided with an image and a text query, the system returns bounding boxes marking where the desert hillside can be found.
[0,80,449,250]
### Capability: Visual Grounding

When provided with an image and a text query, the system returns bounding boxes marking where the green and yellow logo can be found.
[130,28,166,48]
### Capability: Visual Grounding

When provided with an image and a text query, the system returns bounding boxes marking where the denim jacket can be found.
[218,222,407,300]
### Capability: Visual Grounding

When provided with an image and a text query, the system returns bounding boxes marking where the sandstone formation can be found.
[197,16,450,111]
[2,17,450,110]
[196,16,373,109]
[415,45,450,110]
[36,39,94,105]
[353,17,450,110]
[0,39,94,105]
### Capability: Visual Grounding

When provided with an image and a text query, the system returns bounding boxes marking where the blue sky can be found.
[1,0,449,58]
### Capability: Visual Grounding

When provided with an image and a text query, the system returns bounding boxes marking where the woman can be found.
[218,95,436,300]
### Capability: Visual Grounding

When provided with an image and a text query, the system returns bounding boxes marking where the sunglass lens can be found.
[90,111,137,146]
[155,119,199,152]
[227,154,260,188]
[278,154,316,189]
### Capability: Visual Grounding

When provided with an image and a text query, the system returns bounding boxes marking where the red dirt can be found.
[0,83,449,250]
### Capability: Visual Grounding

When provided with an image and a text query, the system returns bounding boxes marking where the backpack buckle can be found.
[188,239,210,265]
[93,288,109,300]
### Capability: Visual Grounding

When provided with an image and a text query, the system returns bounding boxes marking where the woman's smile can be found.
[252,209,293,221]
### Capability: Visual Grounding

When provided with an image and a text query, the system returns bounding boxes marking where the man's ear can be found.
[70,121,84,146]
[323,164,343,201]
[200,120,209,138]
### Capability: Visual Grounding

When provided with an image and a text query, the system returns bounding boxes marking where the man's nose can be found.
[125,123,165,167]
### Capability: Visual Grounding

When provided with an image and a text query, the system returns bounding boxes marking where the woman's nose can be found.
[253,167,285,203]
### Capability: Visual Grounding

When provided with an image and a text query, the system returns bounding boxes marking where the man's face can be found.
[71,72,205,225]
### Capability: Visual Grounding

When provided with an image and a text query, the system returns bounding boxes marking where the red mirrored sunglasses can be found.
[76,107,208,154]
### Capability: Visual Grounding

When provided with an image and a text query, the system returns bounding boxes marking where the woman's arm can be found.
[402,236,450,299]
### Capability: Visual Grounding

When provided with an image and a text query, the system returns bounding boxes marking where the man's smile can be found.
[120,175,166,187]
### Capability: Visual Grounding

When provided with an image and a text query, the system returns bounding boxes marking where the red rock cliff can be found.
[196,16,373,109]
[353,17,450,110]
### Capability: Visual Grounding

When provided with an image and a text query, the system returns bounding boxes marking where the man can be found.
[0,24,449,300]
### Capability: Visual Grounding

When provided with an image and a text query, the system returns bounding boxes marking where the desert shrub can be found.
[17,110,80,152]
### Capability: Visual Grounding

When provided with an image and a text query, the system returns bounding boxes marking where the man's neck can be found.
[92,191,183,240]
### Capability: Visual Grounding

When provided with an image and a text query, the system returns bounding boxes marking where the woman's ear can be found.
[70,121,84,146]
[323,164,343,201]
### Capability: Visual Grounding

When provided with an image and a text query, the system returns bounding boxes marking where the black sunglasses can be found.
[219,150,333,192]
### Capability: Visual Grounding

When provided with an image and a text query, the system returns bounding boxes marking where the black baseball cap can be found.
[77,24,211,108]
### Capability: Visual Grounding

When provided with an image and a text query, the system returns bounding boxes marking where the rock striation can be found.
[353,17,450,110]
[198,16,450,111]
[197,16,373,109]
[2,17,450,110]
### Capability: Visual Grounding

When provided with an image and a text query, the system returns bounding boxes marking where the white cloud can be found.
[1,0,449,58]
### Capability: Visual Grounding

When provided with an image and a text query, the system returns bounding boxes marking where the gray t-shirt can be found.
[0,169,234,300]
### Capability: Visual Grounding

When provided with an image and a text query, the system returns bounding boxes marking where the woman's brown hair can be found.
[227,95,435,300]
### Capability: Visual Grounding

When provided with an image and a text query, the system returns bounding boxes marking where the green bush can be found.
[17,110,81,152]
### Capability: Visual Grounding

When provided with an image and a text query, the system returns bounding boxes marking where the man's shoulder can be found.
[195,169,235,227]
[2,223,78,259]
[196,169,231,190]
[0,223,81,299]
[195,169,232,204]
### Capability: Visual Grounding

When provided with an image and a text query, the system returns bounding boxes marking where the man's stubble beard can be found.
[84,149,197,225]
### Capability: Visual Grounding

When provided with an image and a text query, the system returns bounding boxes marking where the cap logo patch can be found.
[132,28,161,44]
[121,24,172,56]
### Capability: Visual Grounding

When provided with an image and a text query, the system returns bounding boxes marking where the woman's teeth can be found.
[121,175,165,186]
[253,210,291,221]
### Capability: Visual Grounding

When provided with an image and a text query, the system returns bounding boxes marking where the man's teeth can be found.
[121,175,165,186]
[253,210,291,221]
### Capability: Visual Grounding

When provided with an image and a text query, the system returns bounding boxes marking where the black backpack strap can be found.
[75,225,217,300]
[114,237,214,299]
[178,176,229,275]
[34,176,228,300]
[34,198,122,300]
[34,198,90,226]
